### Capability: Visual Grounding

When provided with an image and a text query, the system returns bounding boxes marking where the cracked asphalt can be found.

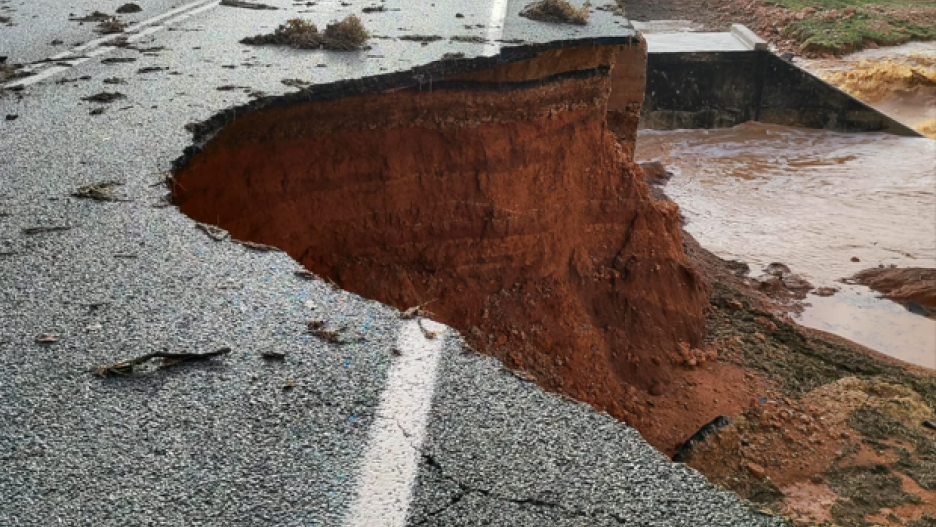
[1,0,788,525]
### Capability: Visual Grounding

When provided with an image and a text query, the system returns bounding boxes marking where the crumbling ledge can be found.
[172,40,708,424]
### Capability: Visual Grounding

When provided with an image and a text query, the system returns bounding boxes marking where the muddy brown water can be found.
[799,42,936,137]
[637,123,936,368]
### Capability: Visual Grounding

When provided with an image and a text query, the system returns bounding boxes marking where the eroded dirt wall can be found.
[608,38,648,158]
[173,46,708,423]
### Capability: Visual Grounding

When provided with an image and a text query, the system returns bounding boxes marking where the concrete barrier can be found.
[634,28,921,136]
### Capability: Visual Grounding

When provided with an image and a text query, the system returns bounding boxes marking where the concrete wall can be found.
[639,50,920,136]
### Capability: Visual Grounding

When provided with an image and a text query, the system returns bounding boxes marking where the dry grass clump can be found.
[241,15,369,50]
[519,0,589,25]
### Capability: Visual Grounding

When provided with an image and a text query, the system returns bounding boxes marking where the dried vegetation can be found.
[519,0,590,25]
[241,16,370,50]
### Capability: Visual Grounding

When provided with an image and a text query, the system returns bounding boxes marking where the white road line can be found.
[343,319,447,527]
[4,0,220,88]
[484,0,511,57]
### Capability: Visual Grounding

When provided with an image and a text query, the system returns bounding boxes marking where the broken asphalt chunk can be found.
[195,222,229,241]
[93,347,231,377]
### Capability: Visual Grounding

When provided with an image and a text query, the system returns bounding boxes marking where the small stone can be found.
[746,462,766,479]
[850,256,860,262]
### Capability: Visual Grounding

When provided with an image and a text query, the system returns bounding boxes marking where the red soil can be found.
[173,46,710,425]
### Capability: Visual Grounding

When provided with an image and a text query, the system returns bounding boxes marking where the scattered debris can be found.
[281,78,311,88]
[72,180,127,201]
[233,239,280,252]
[390,347,402,357]
[519,0,589,25]
[137,66,167,74]
[451,35,486,43]
[400,301,435,320]
[399,34,443,42]
[82,91,125,103]
[103,77,126,84]
[93,347,231,377]
[241,15,370,50]
[101,57,137,64]
[220,0,278,10]
[0,60,31,84]
[5,114,17,121]
[294,269,318,280]
[417,318,440,340]
[361,5,386,13]
[96,17,127,34]
[35,334,59,344]
[441,52,465,60]
[307,320,344,343]
[116,3,142,14]
[260,350,287,360]
[282,379,295,390]
[22,225,71,235]
[215,85,249,91]
[89,107,106,116]
[69,11,113,23]
[196,222,229,241]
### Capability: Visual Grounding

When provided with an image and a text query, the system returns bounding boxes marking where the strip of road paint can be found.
[483,0,510,57]
[5,0,220,88]
[343,319,447,527]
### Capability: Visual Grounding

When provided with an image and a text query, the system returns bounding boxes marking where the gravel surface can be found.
[2,1,787,525]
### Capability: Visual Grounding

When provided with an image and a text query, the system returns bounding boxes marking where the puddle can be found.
[637,123,936,368]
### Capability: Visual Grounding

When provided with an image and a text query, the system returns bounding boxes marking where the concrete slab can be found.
[644,31,751,53]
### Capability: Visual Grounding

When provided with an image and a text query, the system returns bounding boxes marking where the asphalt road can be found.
[1,1,789,525]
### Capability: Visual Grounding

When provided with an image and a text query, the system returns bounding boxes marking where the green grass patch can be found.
[767,0,933,10]
[785,11,936,54]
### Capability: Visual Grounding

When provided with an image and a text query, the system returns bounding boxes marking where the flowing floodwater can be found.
[637,123,936,368]
[798,42,936,138]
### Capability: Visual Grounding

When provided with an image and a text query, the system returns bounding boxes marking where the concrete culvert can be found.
[171,45,709,424]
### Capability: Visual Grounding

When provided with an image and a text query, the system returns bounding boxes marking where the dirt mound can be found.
[172,46,709,422]
[848,267,936,316]
[681,377,936,526]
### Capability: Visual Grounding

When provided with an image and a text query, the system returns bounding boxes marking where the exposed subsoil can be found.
[171,45,936,526]
[174,45,710,425]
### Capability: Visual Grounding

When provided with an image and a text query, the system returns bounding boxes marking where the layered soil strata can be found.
[172,45,709,422]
